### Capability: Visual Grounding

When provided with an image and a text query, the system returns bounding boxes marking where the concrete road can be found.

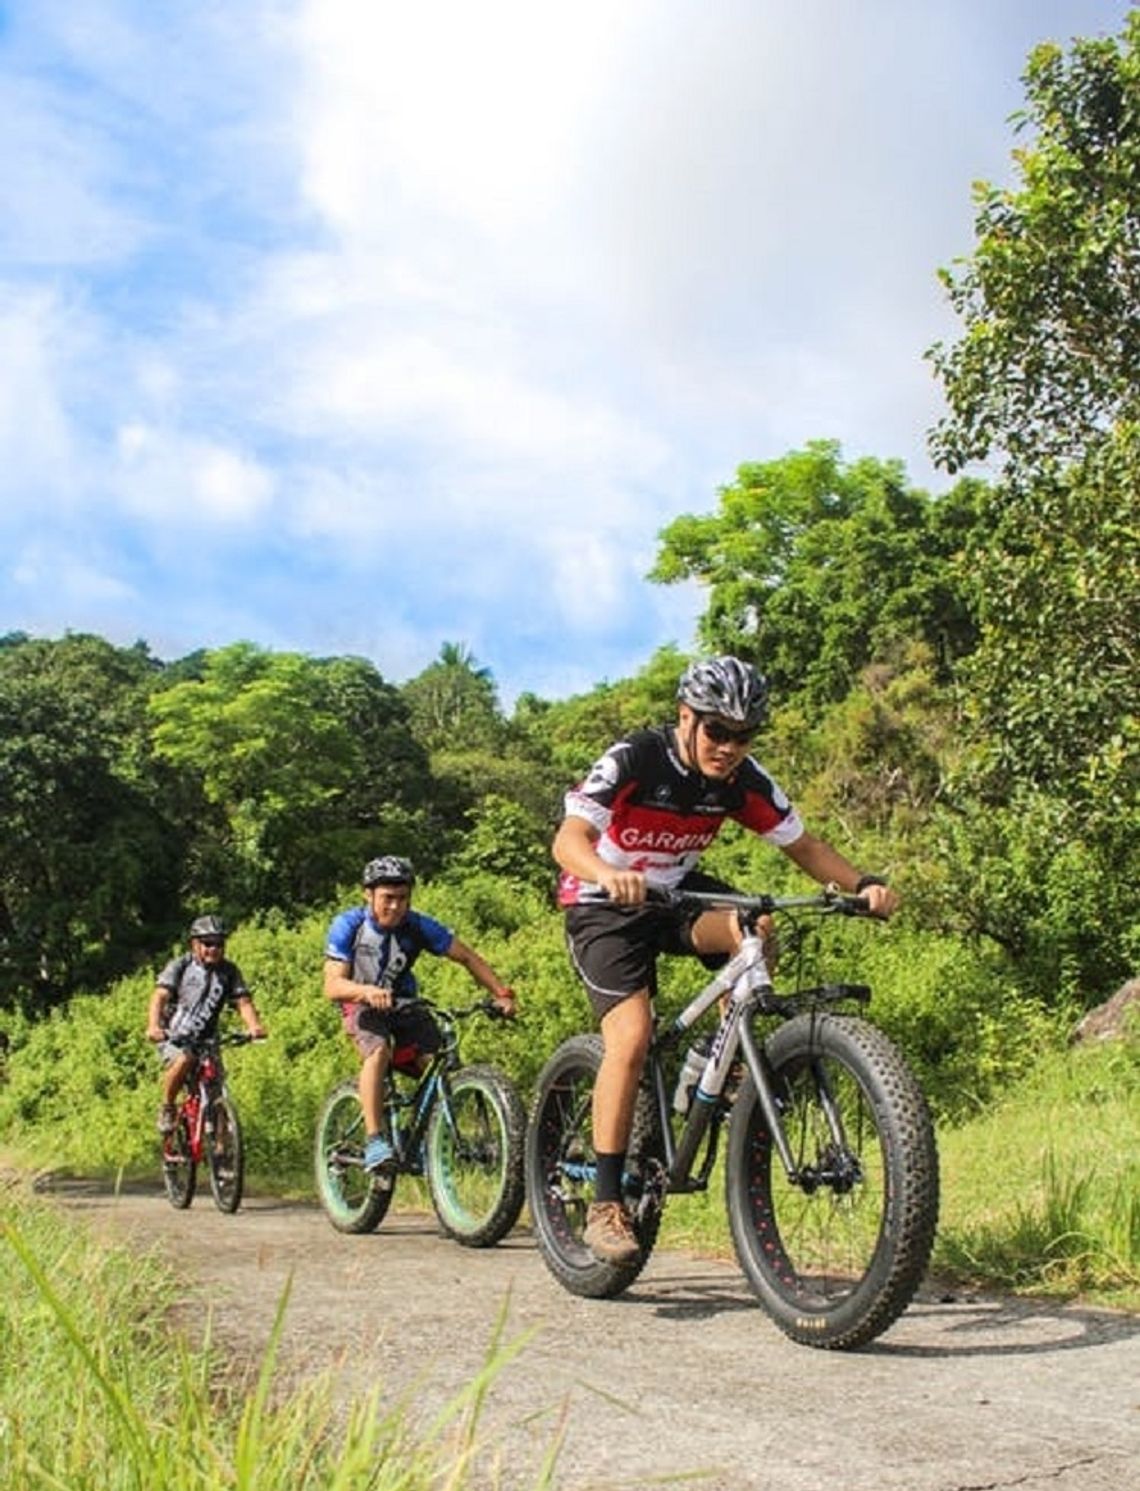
[45,1178,1140,1491]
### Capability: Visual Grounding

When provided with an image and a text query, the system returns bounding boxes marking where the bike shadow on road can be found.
[624,1269,1140,1358]
[868,1292,1140,1359]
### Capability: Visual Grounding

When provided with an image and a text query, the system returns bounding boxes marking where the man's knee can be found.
[601,998,652,1068]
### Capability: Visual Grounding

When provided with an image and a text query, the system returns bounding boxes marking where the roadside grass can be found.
[0,1180,561,1491]
[933,1033,1140,1310]
[654,1030,1140,1313]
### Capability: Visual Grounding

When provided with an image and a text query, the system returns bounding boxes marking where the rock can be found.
[1069,978,1140,1044]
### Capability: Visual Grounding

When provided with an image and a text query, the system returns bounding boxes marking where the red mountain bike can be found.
[161,1032,263,1213]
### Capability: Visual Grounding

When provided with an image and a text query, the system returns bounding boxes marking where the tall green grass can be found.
[934,1031,1140,1307]
[0,1180,561,1490]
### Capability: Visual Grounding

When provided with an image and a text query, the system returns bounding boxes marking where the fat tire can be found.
[525,1033,664,1299]
[425,1063,526,1247]
[207,1093,245,1214]
[726,1013,938,1349]
[314,1079,393,1234]
[162,1113,196,1210]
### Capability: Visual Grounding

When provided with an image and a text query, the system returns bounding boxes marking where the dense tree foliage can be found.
[928,16,1140,475]
[926,10,1140,995]
[0,635,179,1006]
[650,443,983,706]
[150,643,433,910]
[402,642,503,754]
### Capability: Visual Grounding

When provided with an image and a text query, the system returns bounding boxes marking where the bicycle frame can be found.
[178,1048,224,1164]
[386,1044,458,1172]
[173,1033,254,1162]
[642,890,872,1202]
[340,1001,493,1177]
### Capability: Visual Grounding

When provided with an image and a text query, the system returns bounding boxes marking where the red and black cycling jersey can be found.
[557,725,804,905]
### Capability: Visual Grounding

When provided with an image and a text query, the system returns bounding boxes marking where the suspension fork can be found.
[738,1014,853,1185]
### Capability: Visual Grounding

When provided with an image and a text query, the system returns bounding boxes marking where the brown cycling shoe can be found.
[583,1201,640,1265]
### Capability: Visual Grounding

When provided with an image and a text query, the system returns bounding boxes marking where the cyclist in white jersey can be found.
[554,656,898,1265]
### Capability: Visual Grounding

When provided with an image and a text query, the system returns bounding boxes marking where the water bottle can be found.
[673,1037,711,1114]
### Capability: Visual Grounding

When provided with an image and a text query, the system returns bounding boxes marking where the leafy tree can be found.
[448,793,555,896]
[928,15,1140,475]
[927,13,1140,1000]
[650,443,982,706]
[149,643,431,909]
[0,635,179,1007]
[402,642,503,753]
[399,642,569,876]
[517,645,692,782]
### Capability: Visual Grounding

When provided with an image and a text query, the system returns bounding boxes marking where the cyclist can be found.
[553,654,898,1265]
[147,914,268,1134]
[324,855,517,1176]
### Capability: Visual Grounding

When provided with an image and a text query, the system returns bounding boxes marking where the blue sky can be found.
[1,2,1131,707]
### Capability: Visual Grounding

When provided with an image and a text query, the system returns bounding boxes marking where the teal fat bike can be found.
[315,998,527,1247]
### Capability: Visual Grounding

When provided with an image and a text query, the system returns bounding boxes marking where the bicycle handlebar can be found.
[392,995,515,1022]
[643,885,876,919]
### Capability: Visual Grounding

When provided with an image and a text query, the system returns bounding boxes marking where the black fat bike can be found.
[315,998,526,1247]
[525,888,939,1349]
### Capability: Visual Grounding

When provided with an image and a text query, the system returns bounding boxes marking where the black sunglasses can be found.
[699,717,754,746]
[198,937,225,948]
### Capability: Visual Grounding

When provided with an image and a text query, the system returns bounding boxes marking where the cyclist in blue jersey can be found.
[553,656,898,1264]
[324,855,516,1175]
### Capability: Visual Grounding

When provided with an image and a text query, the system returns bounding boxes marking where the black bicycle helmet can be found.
[189,913,227,940]
[362,855,416,889]
[677,656,769,731]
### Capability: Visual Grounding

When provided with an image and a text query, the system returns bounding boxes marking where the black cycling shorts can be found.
[564,870,734,1021]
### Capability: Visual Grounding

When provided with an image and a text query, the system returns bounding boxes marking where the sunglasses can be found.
[198,937,225,948]
[699,717,754,747]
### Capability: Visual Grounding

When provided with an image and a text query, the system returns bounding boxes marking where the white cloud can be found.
[0,76,149,267]
[0,287,86,510]
[114,423,276,525]
[9,539,136,608]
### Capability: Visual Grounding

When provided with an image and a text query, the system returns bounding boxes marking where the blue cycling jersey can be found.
[324,904,453,1000]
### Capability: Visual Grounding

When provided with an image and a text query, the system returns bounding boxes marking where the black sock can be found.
[594,1151,626,1204]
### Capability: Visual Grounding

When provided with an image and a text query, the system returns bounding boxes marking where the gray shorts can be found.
[157,1037,208,1067]
[343,1001,442,1066]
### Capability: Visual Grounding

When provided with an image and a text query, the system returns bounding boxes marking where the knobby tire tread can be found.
[207,1093,245,1214]
[726,1013,938,1349]
[314,1078,393,1234]
[425,1063,526,1247]
[526,1033,664,1300]
[162,1112,196,1210]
